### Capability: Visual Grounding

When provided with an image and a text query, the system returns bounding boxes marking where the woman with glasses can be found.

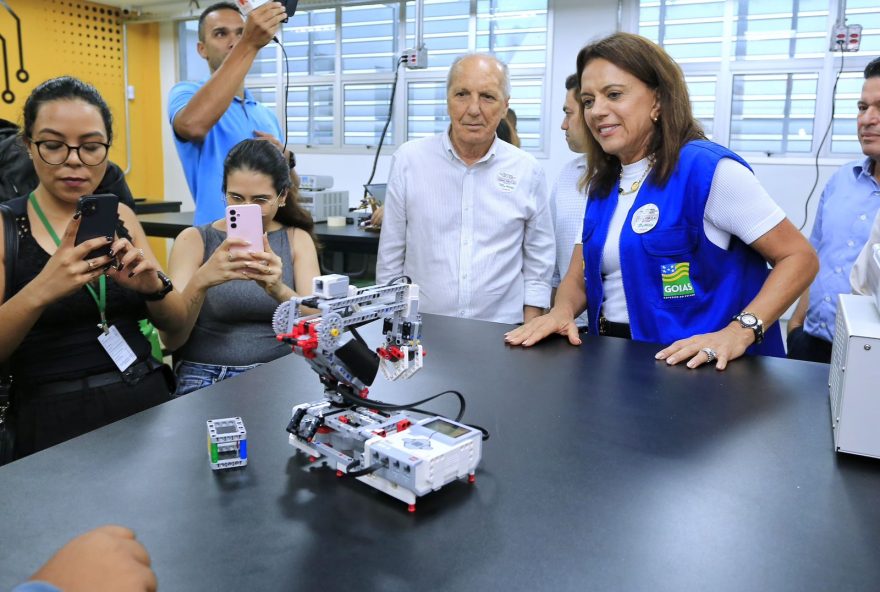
[161,139,319,396]
[0,76,185,459]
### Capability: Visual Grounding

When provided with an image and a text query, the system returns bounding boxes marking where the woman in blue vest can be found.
[506,33,818,370]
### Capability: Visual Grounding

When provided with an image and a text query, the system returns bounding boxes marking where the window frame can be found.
[622,0,878,163]
[176,0,553,156]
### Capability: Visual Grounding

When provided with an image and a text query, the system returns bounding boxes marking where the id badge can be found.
[97,325,138,371]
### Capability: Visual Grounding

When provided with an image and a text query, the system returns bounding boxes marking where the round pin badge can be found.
[631,203,659,234]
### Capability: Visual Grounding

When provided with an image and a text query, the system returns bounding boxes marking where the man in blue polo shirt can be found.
[787,56,880,362]
[169,1,293,225]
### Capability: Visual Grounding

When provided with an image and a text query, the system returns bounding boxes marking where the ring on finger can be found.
[701,347,717,364]
[86,259,94,271]
[137,248,145,258]
[227,252,233,262]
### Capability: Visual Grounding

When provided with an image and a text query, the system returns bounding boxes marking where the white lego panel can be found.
[829,294,880,459]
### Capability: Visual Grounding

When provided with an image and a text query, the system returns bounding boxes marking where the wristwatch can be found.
[144,271,173,301]
[732,311,764,344]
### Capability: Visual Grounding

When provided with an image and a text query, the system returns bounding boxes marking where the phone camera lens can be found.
[229,209,236,215]
[230,223,237,229]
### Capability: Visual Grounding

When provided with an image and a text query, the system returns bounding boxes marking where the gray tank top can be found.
[177,224,295,366]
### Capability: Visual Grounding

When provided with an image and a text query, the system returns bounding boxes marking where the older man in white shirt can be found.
[377,53,554,324]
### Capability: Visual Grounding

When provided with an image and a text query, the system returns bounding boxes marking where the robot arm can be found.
[272,274,424,402]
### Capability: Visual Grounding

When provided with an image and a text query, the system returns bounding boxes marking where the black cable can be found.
[338,388,467,422]
[363,57,406,204]
[346,458,387,477]
[465,423,491,441]
[274,37,292,153]
[385,275,412,286]
[799,44,846,231]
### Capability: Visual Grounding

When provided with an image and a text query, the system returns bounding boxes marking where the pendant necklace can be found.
[618,156,655,196]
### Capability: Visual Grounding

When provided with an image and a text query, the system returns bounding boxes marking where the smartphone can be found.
[226,204,264,255]
[238,0,299,21]
[75,194,119,259]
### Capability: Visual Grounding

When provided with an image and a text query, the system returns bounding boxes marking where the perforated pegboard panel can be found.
[0,0,125,117]
[46,1,124,86]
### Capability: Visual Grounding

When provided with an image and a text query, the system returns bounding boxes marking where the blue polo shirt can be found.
[804,156,880,342]
[169,81,283,225]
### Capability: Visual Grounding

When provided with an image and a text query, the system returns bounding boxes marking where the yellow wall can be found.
[0,0,167,255]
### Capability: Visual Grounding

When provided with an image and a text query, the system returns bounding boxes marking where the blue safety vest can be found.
[581,140,784,357]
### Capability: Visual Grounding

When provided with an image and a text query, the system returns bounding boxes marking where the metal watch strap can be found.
[733,312,764,344]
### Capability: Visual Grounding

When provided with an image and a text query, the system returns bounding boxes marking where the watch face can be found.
[739,313,758,327]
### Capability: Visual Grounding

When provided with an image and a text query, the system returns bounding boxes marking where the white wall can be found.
[160,21,192,212]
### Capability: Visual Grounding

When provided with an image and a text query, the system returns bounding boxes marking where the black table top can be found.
[1,315,878,591]
[138,211,379,253]
[132,200,182,215]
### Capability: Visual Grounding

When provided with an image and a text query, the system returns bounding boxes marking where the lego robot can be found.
[273,275,482,511]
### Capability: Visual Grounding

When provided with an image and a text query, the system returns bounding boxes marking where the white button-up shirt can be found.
[377,129,554,324]
[549,155,589,328]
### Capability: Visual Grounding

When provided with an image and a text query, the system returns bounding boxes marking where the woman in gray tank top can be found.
[161,140,320,396]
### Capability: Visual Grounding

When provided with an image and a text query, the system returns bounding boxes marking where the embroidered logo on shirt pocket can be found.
[496,171,518,192]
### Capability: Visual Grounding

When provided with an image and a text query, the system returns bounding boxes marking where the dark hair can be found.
[565,73,579,91]
[22,76,113,143]
[576,33,705,197]
[222,139,316,242]
[506,107,517,127]
[198,2,240,43]
[496,118,513,144]
[866,57,880,79]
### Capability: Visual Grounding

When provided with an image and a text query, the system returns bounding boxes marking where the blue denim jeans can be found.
[174,360,262,397]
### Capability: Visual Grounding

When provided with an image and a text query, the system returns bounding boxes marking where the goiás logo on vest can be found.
[660,262,695,299]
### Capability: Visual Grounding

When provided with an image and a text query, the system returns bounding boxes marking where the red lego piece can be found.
[396,419,411,432]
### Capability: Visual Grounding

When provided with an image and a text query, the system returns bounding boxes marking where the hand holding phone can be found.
[75,194,119,259]
[226,204,265,256]
[238,0,298,21]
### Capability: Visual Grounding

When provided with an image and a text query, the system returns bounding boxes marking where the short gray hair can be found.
[446,53,511,99]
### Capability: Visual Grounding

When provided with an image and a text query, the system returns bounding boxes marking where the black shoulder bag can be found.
[0,202,17,464]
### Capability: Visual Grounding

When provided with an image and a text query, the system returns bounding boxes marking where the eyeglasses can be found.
[31,140,110,167]
[226,193,284,207]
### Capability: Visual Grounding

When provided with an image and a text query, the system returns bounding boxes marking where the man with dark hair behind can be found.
[549,73,589,329]
[169,1,294,225]
[788,56,880,363]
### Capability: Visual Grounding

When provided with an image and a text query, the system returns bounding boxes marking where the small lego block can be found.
[207,417,248,470]
[313,274,349,299]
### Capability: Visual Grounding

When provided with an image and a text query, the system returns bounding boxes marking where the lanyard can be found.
[28,192,109,333]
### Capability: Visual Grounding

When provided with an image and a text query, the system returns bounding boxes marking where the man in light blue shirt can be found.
[550,73,589,329]
[788,56,880,362]
[169,2,293,225]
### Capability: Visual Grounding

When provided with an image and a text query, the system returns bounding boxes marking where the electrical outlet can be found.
[830,23,862,52]
[402,47,428,70]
